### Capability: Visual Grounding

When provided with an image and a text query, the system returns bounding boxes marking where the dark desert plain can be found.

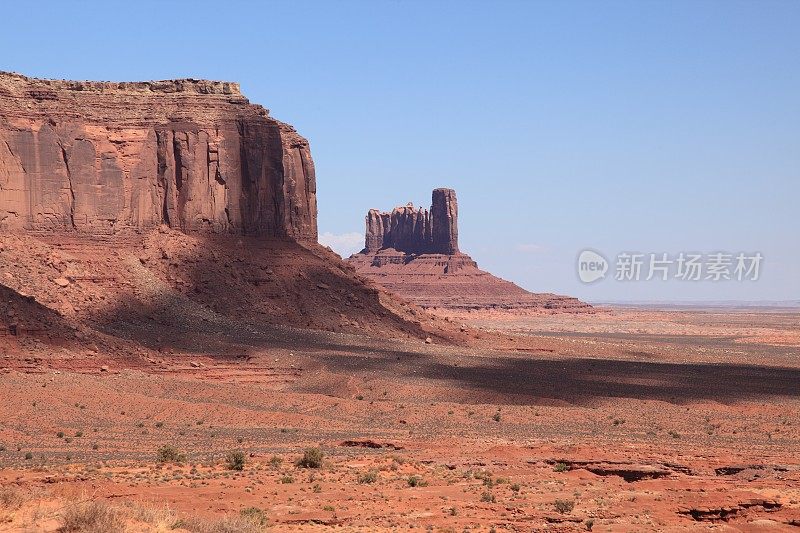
[1,232,799,531]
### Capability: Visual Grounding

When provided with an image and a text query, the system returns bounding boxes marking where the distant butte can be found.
[347,189,592,312]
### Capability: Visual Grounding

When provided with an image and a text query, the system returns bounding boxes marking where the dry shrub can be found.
[60,500,124,532]
[173,513,266,533]
[122,500,178,531]
[0,486,26,510]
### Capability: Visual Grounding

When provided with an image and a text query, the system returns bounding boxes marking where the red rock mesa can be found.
[348,189,591,312]
[0,72,451,340]
[0,71,316,240]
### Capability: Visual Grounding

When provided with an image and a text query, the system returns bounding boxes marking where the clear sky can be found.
[3,1,798,302]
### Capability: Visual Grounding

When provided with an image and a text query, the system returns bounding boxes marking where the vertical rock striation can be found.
[363,188,457,254]
[0,72,316,240]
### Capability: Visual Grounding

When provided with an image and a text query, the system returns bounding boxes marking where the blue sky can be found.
[3,1,798,301]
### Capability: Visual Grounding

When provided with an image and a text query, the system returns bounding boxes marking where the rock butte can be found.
[0,72,456,340]
[348,189,592,311]
[0,71,316,240]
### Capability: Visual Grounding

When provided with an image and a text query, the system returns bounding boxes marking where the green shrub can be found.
[407,475,427,487]
[226,450,246,471]
[553,462,570,472]
[239,507,268,526]
[358,470,378,484]
[157,445,185,464]
[295,448,323,469]
[554,499,575,514]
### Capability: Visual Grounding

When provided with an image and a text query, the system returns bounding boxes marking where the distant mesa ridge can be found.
[348,189,591,312]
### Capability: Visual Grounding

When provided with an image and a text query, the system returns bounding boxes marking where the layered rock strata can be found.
[0,71,316,240]
[349,189,591,312]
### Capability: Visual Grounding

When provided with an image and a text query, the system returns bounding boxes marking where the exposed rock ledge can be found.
[0,71,316,240]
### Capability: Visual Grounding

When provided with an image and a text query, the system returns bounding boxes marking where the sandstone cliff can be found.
[364,188,458,254]
[0,72,316,240]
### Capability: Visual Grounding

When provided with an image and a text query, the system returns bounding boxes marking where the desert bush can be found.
[295,448,323,469]
[173,513,266,533]
[269,455,282,467]
[157,444,186,464]
[122,500,177,529]
[407,475,427,487]
[553,462,570,472]
[554,499,575,514]
[0,486,25,510]
[226,450,246,471]
[358,469,378,484]
[239,507,268,526]
[480,491,496,503]
[60,500,124,532]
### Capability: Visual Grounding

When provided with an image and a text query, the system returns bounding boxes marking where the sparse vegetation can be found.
[554,499,575,514]
[407,475,427,487]
[226,450,246,471]
[295,447,323,469]
[358,469,378,484]
[553,462,570,472]
[60,500,124,532]
[157,444,186,464]
[0,486,26,510]
[239,507,268,526]
[480,491,496,503]
[280,475,294,484]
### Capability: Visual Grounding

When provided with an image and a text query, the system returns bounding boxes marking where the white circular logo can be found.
[577,249,608,283]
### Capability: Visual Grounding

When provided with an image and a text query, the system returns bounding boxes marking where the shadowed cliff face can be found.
[0,72,316,240]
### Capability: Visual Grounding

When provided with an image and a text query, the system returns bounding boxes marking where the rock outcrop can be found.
[0,72,316,240]
[364,188,458,255]
[348,189,591,312]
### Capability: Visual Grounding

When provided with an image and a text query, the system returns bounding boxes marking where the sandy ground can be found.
[1,304,799,531]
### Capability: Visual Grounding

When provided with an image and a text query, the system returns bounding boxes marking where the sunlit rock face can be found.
[0,71,316,241]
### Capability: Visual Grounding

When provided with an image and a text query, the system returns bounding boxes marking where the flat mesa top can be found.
[0,70,241,96]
